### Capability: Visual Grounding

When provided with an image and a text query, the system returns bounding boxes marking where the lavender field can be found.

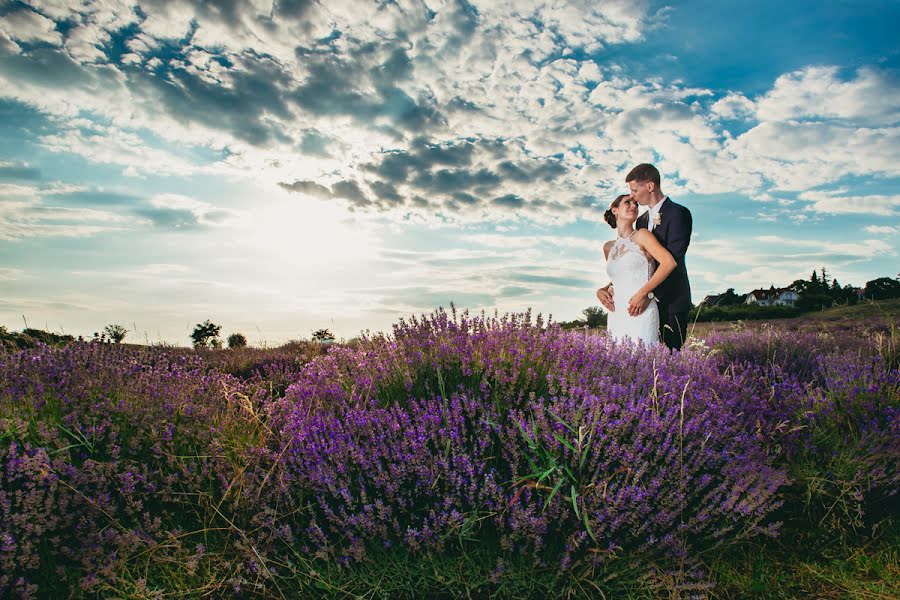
[1,308,898,598]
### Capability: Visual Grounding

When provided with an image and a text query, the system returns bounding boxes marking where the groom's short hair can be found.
[626,163,661,187]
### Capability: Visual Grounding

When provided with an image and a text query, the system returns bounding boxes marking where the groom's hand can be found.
[627,293,650,316]
[596,286,615,311]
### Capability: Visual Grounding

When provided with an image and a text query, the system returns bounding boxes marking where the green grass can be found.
[802,298,900,320]
[710,516,900,599]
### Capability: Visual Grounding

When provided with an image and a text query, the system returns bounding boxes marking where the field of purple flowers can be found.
[1,308,898,598]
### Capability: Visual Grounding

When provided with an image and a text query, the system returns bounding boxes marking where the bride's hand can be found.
[627,292,650,316]
[597,286,615,311]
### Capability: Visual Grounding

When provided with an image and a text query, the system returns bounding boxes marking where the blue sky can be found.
[1,0,898,345]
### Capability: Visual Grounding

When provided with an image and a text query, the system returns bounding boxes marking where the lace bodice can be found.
[607,235,655,282]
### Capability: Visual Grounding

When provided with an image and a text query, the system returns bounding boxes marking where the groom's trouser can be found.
[660,310,688,351]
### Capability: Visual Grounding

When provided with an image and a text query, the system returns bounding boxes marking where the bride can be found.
[598,194,676,345]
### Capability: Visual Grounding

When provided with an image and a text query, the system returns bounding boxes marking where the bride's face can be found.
[614,196,638,222]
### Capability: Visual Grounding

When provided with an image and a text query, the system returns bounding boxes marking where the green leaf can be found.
[548,409,574,432]
[58,424,93,454]
[552,432,576,454]
[537,466,555,484]
[514,418,536,449]
[545,478,564,512]
[583,509,596,541]
[579,428,594,469]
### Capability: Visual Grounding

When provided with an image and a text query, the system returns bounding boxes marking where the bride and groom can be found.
[596,163,692,350]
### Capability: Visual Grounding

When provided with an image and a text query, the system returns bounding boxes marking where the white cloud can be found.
[755,66,900,126]
[145,193,241,227]
[727,122,900,191]
[0,29,21,54]
[133,263,192,276]
[0,267,26,281]
[39,125,220,177]
[797,190,900,216]
[0,8,62,45]
[864,225,898,235]
[63,23,111,63]
[23,0,83,22]
[0,1,897,232]
[688,234,895,302]
[0,187,132,240]
[710,93,755,120]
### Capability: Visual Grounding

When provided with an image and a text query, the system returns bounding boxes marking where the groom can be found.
[597,163,693,350]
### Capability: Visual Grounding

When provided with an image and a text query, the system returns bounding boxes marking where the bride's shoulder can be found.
[603,239,615,258]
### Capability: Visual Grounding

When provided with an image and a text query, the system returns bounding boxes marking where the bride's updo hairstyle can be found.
[604,194,629,228]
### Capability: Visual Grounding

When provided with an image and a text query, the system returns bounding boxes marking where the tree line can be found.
[561,270,900,329]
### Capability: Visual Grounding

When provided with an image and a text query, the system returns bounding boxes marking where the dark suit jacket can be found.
[636,197,692,314]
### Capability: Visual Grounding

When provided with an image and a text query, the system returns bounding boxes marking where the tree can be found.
[312,328,335,342]
[582,306,607,328]
[863,277,900,300]
[227,332,248,349]
[103,324,128,344]
[190,320,222,349]
[842,283,860,305]
[792,278,831,311]
[717,288,744,306]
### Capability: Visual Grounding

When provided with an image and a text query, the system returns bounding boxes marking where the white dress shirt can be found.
[648,196,668,231]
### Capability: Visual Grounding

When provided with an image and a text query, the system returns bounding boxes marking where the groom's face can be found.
[628,180,654,206]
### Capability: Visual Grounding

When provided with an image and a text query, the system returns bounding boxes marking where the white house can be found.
[744,286,799,307]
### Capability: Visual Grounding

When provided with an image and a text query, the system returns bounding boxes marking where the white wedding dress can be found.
[605,234,660,345]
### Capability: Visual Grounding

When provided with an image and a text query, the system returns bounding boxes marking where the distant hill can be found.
[797,297,900,320]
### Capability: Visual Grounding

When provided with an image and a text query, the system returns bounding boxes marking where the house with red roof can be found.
[744,285,799,307]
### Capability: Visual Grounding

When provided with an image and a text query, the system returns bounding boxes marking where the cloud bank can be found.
[1,0,895,228]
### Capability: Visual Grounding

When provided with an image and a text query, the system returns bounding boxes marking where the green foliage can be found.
[190,320,222,349]
[864,277,900,300]
[581,306,607,328]
[267,541,649,599]
[710,516,900,600]
[791,278,834,311]
[103,324,128,344]
[311,328,335,342]
[226,332,247,349]
[0,326,75,349]
[715,288,745,306]
[515,410,599,543]
[690,303,801,322]
[557,307,607,330]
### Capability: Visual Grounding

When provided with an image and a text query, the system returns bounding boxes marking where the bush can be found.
[690,304,801,322]
[103,324,128,344]
[226,332,247,349]
[311,328,335,342]
[270,308,787,576]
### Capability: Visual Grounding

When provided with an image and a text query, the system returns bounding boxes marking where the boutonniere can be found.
[652,212,662,227]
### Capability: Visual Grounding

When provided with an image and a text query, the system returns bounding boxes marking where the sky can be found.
[1,0,899,345]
